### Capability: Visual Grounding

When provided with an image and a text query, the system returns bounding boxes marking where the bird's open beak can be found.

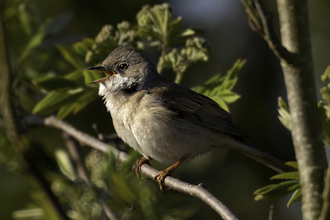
[87,66,116,84]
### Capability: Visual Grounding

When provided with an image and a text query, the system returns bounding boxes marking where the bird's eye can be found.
[118,63,128,70]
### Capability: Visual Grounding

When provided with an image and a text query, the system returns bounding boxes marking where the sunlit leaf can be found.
[32,88,84,115]
[278,97,292,131]
[56,89,97,119]
[18,1,40,36]
[210,96,229,112]
[19,32,46,63]
[72,89,98,114]
[217,91,241,103]
[83,70,104,85]
[254,181,300,202]
[222,59,246,90]
[287,188,302,207]
[285,161,298,169]
[137,4,195,46]
[65,70,84,82]
[56,103,77,120]
[55,149,77,180]
[193,59,245,112]
[319,66,330,147]
[270,171,300,180]
[12,208,44,219]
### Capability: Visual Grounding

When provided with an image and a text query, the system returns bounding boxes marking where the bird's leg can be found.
[133,156,150,178]
[154,156,188,192]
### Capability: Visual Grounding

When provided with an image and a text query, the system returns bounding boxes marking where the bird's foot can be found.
[133,157,150,178]
[154,167,174,192]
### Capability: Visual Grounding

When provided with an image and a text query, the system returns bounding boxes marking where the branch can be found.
[241,0,296,62]
[276,1,327,219]
[32,115,239,220]
[242,0,328,219]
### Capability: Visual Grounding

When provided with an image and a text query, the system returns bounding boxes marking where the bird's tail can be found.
[231,137,295,173]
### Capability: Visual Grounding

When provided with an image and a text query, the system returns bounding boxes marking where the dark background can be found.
[1,0,330,219]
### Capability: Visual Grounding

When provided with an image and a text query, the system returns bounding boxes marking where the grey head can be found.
[88,46,161,92]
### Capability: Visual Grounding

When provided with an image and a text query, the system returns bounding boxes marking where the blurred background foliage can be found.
[1,0,330,220]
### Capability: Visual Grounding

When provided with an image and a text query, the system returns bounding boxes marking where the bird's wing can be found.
[147,83,248,138]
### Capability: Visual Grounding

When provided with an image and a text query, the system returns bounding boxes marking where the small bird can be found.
[88,46,291,191]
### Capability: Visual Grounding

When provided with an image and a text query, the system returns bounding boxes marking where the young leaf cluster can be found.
[193,59,246,112]
[318,65,330,147]
[254,66,330,208]
[136,4,196,47]
[254,162,301,207]
[31,4,214,120]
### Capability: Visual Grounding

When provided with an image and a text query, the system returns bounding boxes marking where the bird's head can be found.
[88,46,160,93]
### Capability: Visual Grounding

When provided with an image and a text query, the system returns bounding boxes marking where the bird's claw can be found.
[154,169,172,192]
[133,157,150,178]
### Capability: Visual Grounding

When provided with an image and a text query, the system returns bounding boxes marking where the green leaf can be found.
[278,97,292,131]
[18,1,40,36]
[72,89,97,114]
[270,171,300,180]
[56,103,77,120]
[285,161,298,169]
[57,45,86,69]
[83,70,104,85]
[34,76,77,91]
[55,149,77,180]
[222,59,246,90]
[217,91,241,103]
[137,4,195,46]
[287,188,302,207]
[56,89,97,119]
[16,90,37,113]
[254,181,300,202]
[19,32,46,63]
[65,70,84,82]
[12,208,44,219]
[32,88,84,115]
[210,96,229,112]
[319,66,330,147]
[193,59,245,112]
[321,65,330,83]
[73,39,94,56]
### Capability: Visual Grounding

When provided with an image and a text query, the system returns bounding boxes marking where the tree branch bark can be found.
[242,0,328,219]
[276,1,327,219]
[35,115,239,220]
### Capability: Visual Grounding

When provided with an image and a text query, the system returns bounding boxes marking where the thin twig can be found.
[62,132,120,220]
[102,202,120,220]
[62,133,91,184]
[241,0,296,63]
[34,115,239,220]
[318,166,330,220]
[92,124,121,143]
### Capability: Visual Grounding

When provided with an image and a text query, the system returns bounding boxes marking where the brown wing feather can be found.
[148,83,248,138]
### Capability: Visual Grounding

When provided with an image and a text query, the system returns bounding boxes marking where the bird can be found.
[88,46,292,191]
